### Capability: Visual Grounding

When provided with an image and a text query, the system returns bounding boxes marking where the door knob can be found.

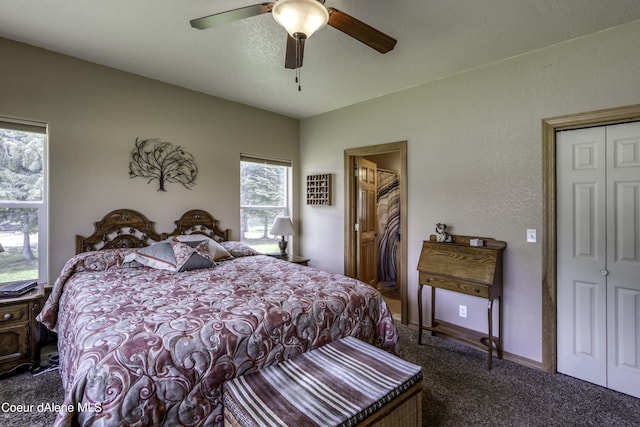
[600,269,609,276]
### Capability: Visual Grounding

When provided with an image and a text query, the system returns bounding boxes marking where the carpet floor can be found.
[1,323,639,426]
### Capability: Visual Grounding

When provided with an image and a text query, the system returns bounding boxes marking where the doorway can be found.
[344,141,408,324]
[541,104,640,379]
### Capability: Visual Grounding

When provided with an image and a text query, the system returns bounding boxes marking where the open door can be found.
[356,157,377,287]
[345,141,408,324]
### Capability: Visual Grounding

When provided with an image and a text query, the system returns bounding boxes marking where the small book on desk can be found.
[0,280,38,298]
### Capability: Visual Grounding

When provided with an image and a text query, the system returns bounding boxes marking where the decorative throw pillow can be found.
[192,240,214,262]
[125,242,177,270]
[170,241,198,271]
[220,241,259,258]
[179,253,215,272]
[174,235,233,261]
[181,240,217,271]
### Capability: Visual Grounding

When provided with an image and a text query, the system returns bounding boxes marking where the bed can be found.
[37,209,399,427]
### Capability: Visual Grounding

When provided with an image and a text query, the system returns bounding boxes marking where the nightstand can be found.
[287,255,310,266]
[43,282,53,300]
[266,254,310,266]
[39,283,57,351]
[0,284,44,376]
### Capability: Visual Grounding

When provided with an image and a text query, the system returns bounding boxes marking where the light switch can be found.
[527,229,537,243]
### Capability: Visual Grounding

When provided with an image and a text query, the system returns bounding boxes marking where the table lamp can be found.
[270,216,295,259]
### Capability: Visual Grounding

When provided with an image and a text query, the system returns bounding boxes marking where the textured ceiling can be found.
[2,1,640,119]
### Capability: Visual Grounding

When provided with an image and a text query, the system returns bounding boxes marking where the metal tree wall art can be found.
[129,137,198,191]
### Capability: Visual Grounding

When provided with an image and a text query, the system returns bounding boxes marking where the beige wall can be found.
[299,19,640,363]
[2,18,639,365]
[0,37,300,280]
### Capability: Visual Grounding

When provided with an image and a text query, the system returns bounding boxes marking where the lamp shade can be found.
[272,0,329,39]
[270,216,295,237]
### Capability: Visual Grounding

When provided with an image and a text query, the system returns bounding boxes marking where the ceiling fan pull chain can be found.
[296,37,302,91]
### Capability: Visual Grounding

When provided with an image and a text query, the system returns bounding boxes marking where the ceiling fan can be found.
[190,0,397,70]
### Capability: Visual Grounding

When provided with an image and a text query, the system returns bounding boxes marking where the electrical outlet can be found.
[459,305,467,318]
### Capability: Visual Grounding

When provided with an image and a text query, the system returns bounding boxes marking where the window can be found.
[240,155,291,254]
[0,118,47,284]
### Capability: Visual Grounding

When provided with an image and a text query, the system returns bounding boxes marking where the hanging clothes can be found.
[377,169,400,282]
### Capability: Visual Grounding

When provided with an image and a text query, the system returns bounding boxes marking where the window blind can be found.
[241,154,292,168]
[0,118,47,134]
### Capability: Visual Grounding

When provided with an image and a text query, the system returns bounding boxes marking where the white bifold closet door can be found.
[557,121,640,398]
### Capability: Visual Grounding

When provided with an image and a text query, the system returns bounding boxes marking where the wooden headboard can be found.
[75,209,230,254]
[166,209,230,242]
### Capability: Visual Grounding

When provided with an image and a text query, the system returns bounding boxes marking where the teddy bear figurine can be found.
[435,223,452,242]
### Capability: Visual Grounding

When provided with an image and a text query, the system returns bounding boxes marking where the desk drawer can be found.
[419,272,489,298]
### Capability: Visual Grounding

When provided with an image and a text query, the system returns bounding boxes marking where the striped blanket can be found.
[223,337,422,427]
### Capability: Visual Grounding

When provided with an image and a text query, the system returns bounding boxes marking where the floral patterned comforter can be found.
[37,249,399,427]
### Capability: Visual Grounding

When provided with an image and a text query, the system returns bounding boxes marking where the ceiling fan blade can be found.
[285,34,305,69]
[190,3,274,30]
[327,8,397,53]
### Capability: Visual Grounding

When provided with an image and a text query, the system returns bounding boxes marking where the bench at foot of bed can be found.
[223,336,423,427]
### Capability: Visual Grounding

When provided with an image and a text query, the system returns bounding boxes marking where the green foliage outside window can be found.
[240,160,288,254]
[0,128,43,282]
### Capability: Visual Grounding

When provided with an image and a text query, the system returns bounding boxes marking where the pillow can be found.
[125,242,176,270]
[181,240,213,261]
[174,234,232,261]
[170,241,197,271]
[179,240,217,271]
[179,253,215,272]
[220,241,259,258]
[121,241,216,272]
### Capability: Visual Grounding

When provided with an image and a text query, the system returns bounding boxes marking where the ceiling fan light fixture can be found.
[272,0,329,39]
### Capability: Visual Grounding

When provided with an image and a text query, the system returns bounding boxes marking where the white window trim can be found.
[240,154,293,249]
[0,117,48,284]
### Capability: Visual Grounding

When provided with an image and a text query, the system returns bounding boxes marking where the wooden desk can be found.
[417,235,506,370]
